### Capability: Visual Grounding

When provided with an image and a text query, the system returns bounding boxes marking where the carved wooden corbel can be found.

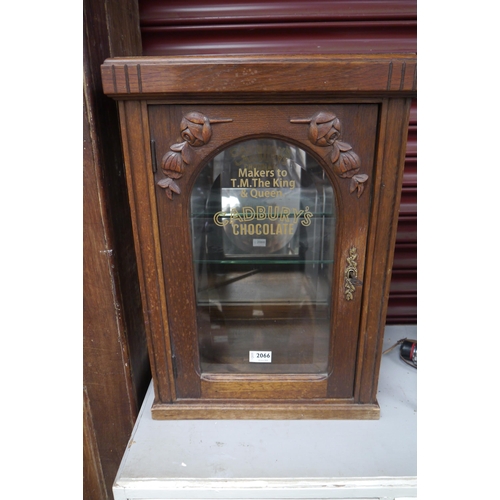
[291,112,368,198]
[158,112,232,199]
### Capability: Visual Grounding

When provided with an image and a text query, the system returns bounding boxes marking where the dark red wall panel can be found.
[139,0,416,56]
[140,1,417,26]
[138,0,417,324]
[141,22,416,56]
[387,99,417,324]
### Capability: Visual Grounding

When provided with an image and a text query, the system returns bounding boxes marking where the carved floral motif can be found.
[291,112,368,198]
[158,112,232,199]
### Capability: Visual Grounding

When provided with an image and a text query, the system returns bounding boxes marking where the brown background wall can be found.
[83,1,416,498]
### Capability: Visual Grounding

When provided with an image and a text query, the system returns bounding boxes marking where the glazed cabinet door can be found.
[148,103,378,402]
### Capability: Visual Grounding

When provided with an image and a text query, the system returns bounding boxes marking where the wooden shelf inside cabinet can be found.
[101,53,416,419]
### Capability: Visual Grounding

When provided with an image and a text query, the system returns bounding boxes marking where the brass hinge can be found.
[150,139,157,173]
[171,354,178,379]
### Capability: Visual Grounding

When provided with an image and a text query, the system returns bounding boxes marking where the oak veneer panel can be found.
[201,378,328,400]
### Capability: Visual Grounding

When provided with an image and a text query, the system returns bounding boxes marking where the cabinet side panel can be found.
[118,100,175,403]
[357,98,412,404]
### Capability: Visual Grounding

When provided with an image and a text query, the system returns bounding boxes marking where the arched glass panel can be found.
[190,139,336,374]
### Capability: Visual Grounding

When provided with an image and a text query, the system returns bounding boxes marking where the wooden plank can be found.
[201,378,328,399]
[84,79,137,495]
[118,101,176,403]
[83,388,108,500]
[102,54,417,97]
[151,401,379,420]
[356,98,413,404]
[83,0,145,497]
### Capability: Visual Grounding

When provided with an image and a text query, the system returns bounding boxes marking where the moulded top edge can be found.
[102,53,416,66]
[101,54,417,97]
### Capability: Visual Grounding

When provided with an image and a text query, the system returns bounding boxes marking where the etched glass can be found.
[190,139,336,374]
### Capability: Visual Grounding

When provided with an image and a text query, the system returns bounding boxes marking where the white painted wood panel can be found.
[113,325,417,500]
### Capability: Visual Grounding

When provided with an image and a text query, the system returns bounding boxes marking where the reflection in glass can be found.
[190,139,336,374]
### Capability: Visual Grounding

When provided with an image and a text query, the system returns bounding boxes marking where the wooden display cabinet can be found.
[101,54,416,419]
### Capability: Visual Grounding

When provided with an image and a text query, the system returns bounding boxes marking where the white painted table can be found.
[113,325,417,500]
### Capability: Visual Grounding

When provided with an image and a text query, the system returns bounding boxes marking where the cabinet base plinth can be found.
[151,401,380,420]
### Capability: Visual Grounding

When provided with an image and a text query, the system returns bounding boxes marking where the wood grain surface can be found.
[103,54,415,419]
